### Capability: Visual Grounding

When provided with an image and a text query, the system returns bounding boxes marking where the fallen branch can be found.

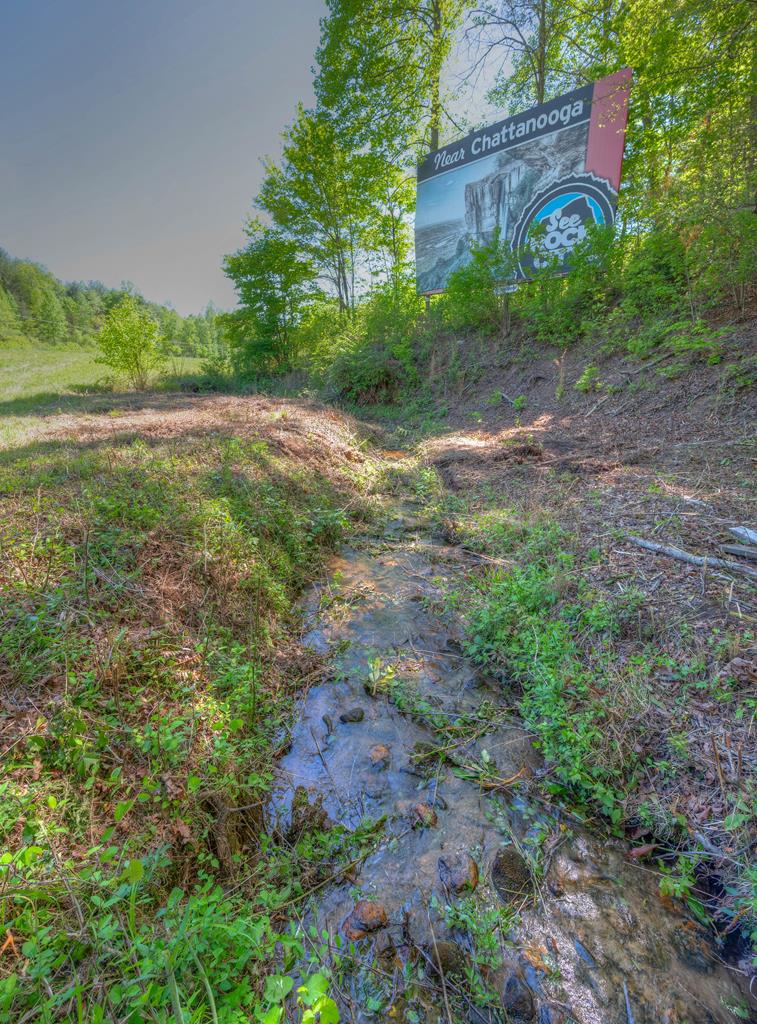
[721,544,757,562]
[621,351,676,378]
[626,536,757,580]
[729,526,757,545]
[584,393,610,417]
[460,546,514,567]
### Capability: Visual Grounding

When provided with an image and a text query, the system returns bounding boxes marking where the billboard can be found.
[415,69,632,293]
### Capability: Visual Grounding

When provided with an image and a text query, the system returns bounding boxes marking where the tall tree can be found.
[257,107,389,313]
[223,222,317,372]
[468,0,578,111]
[316,0,472,156]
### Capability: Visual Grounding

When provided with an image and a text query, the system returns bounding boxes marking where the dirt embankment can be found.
[421,318,756,637]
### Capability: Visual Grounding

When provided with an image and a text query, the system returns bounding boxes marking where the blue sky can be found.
[0,1,324,313]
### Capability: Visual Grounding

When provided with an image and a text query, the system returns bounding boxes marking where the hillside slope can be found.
[0,392,377,1021]
[381,317,757,968]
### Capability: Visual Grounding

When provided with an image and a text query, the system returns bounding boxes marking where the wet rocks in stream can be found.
[410,801,438,828]
[429,938,468,976]
[339,706,365,723]
[491,846,533,903]
[272,514,756,1023]
[500,974,536,1022]
[368,742,391,769]
[438,852,479,893]
[343,898,388,941]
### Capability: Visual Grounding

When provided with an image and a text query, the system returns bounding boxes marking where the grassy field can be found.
[0,385,377,1022]
[0,341,204,445]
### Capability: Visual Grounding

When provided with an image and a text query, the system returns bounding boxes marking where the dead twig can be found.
[721,544,757,562]
[426,907,454,1024]
[626,536,757,580]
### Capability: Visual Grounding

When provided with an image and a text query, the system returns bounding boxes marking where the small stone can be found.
[430,939,467,975]
[438,853,479,893]
[573,938,597,968]
[491,846,533,903]
[364,775,388,799]
[411,802,438,828]
[717,656,756,687]
[339,707,365,723]
[368,743,391,769]
[343,899,388,940]
[500,975,535,1021]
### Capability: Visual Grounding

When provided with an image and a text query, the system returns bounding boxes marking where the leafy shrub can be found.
[516,224,619,345]
[326,281,421,403]
[443,232,518,334]
[574,365,601,392]
[620,229,687,319]
[96,296,166,388]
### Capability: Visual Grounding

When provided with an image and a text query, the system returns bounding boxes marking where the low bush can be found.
[438,505,756,947]
[323,281,421,403]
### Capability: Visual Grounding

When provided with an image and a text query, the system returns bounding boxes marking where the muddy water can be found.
[271,509,753,1023]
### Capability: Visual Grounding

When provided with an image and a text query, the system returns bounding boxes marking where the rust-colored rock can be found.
[368,743,391,769]
[438,852,479,893]
[411,802,438,828]
[344,898,388,940]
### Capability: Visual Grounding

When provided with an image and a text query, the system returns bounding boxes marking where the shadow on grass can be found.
[0,377,223,421]
[0,398,337,481]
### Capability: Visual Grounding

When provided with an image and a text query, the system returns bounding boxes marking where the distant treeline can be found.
[0,247,224,358]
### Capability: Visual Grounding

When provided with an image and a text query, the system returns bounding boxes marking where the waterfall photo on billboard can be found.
[415,70,632,293]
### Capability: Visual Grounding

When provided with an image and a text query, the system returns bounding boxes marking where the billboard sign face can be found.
[415,69,632,293]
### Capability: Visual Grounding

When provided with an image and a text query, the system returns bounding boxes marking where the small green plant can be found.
[659,855,709,924]
[574,365,601,393]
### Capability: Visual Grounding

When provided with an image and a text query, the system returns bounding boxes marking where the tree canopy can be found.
[224,0,755,378]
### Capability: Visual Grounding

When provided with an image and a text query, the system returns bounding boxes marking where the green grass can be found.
[0,341,105,406]
[0,341,205,446]
[420,485,757,954]
[0,395,375,1022]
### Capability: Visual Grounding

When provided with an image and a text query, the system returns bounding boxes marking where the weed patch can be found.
[0,396,375,1021]
[434,502,756,954]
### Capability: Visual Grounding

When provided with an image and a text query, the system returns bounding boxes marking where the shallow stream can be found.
[270,504,754,1023]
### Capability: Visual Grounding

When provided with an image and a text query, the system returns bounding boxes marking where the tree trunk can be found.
[429,0,442,151]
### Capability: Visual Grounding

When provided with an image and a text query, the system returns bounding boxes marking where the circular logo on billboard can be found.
[513,175,616,278]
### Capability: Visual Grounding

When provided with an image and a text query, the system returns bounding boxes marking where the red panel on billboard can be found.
[585,68,632,190]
